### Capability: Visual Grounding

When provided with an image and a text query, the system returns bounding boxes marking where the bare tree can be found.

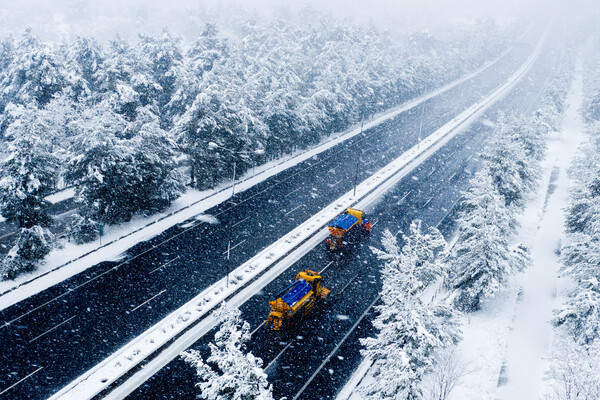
[544,335,600,400]
[422,348,472,400]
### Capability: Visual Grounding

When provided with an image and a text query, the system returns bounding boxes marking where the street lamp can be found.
[208,142,264,287]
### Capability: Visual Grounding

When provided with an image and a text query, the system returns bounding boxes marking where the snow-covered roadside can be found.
[0,45,514,311]
[49,34,545,400]
[452,63,585,400]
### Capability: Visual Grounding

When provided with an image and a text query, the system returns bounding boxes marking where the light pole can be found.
[207,142,264,287]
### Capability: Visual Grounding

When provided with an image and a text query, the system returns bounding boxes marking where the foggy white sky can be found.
[0,0,597,43]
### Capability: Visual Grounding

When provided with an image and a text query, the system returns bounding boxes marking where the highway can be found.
[127,29,563,400]
[0,26,555,400]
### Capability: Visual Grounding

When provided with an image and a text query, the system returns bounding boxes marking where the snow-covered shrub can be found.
[181,303,274,400]
[68,214,98,245]
[0,226,53,280]
[361,229,459,399]
[554,125,600,344]
[544,333,600,400]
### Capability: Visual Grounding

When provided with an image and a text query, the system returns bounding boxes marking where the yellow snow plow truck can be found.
[265,270,330,330]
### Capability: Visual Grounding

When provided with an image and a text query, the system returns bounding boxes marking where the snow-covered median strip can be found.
[0,46,512,311]
[50,31,545,400]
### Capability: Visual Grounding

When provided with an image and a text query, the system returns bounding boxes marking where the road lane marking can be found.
[318,261,334,275]
[283,187,302,198]
[232,216,250,228]
[29,316,76,344]
[422,196,434,208]
[250,322,266,337]
[447,171,458,181]
[328,179,343,188]
[399,190,413,203]
[131,290,166,312]
[0,366,43,396]
[265,341,293,372]
[284,205,304,217]
[149,256,180,275]
[338,274,360,295]
[427,167,437,177]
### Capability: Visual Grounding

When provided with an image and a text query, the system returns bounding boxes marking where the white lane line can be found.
[338,273,360,295]
[265,341,294,371]
[328,179,343,188]
[221,239,247,255]
[131,290,166,312]
[149,256,180,275]
[422,196,434,208]
[292,295,381,400]
[447,171,458,182]
[427,167,437,177]
[2,262,125,328]
[232,216,250,228]
[285,205,304,217]
[318,261,334,275]
[250,322,266,337]
[283,187,302,199]
[29,316,76,344]
[0,366,43,396]
[399,190,413,203]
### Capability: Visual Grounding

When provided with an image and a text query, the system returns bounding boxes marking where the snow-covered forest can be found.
[0,14,511,280]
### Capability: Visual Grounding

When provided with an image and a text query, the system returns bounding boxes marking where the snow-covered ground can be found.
[0,46,513,311]
[453,62,585,400]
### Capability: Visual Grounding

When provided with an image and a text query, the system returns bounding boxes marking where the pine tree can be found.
[400,220,448,286]
[0,134,57,229]
[0,226,54,280]
[0,134,57,280]
[362,229,459,399]
[450,173,516,311]
[68,102,183,224]
[1,28,65,108]
[64,36,105,103]
[181,303,274,400]
[480,118,530,210]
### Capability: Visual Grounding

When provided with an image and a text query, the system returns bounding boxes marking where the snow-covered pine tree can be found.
[400,220,448,286]
[450,172,516,311]
[0,134,57,229]
[181,303,274,400]
[68,102,183,225]
[63,36,105,103]
[0,134,58,280]
[0,226,54,280]
[362,229,459,400]
[554,134,600,344]
[480,117,530,210]
[0,28,65,108]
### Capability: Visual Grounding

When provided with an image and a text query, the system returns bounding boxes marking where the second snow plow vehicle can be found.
[326,208,372,250]
[265,270,330,330]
